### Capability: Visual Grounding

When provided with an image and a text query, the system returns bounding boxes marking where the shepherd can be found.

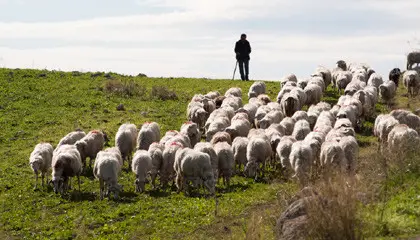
[234,33,252,81]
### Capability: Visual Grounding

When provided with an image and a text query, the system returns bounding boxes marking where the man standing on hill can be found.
[234,33,252,81]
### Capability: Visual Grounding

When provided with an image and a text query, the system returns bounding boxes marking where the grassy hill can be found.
[0,68,419,239]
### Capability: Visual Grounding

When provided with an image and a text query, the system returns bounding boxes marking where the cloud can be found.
[0,0,419,80]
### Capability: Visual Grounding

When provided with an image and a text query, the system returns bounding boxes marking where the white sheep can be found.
[289,141,313,186]
[280,92,301,117]
[187,105,208,130]
[148,142,164,188]
[403,70,420,97]
[225,87,242,98]
[174,148,215,194]
[225,115,251,140]
[345,79,366,96]
[280,74,298,87]
[254,105,271,128]
[94,151,123,199]
[205,116,230,142]
[137,122,160,150]
[336,105,358,129]
[240,103,258,124]
[367,73,384,88]
[259,110,283,129]
[231,137,249,173]
[312,66,332,87]
[180,121,201,148]
[214,141,234,186]
[280,117,296,135]
[335,71,352,93]
[320,140,346,173]
[308,76,326,92]
[75,130,105,168]
[379,80,397,105]
[161,141,184,188]
[131,150,153,193]
[205,91,220,100]
[51,144,83,194]
[276,136,297,175]
[292,120,311,141]
[248,81,266,98]
[257,94,271,105]
[221,95,243,110]
[304,84,323,106]
[160,130,179,145]
[115,123,137,168]
[56,130,86,148]
[244,137,272,179]
[387,124,420,158]
[276,85,295,103]
[390,109,420,133]
[104,147,123,166]
[194,142,218,179]
[291,110,309,123]
[338,136,358,174]
[29,143,54,188]
[374,114,399,144]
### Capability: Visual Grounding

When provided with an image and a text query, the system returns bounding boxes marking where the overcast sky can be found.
[0,0,419,80]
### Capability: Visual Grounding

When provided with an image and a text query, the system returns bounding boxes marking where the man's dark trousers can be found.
[238,59,249,81]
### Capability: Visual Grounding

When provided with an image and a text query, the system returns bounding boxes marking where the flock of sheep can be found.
[29,60,420,199]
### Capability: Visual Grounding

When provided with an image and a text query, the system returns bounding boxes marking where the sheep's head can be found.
[202,173,215,195]
[51,177,64,194]
[248,92,257,99]
[258,119,270,130]
[244,161,258,178]
[336,60,347,71]
[29,158,41,173]
[134,178,145,193]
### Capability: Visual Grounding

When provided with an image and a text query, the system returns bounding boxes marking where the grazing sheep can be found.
[320,140,346,173]
[337,105,358,128]
[249,97,264,107]
[232,137,249,172]
[160,130,179,145]
[379,81,397,105]
[248,81,266,98]
[364,86,378,105]
[312,66,332,87]
[221,95,243,110]
[289,141,313,186]
[297,78,309,89]
[188,105,208,130]
[335,71,352,93]
[304,84,323,106]
[131,150,153,193]
[292,120,311,141]
[225,115,251,139]
[389,109,420,133]
[367,73,384,88]
[75,130,105,168]
[210,131,232,146]
[403,70,420,98]
[161,142,184,188]
[387,124,420,158]
[244,137,272,179]
[406,51,420,70]
[259,110,283,129]
[194,142,218,179]
[51,144,83,194]
[56,130,86,148]
[148,142,164,188]
[280,74,298,87]
[290,88,307,109]
[281,92,301,117]
[205,108,231,131]
[304,131,325,165]
[94,151,123,199]
[374,114,399,144]
[205,116,230,142]
[137,122,160,151]
[280,117,296,135]
[254,105,271,128]
[205,91,220,100]
[338,136,358,174]
[115,123,137,168]
[225,87,242,98]
[174,148,215,194]
[29,143,54,188]
[389,68,402,87]
[292,111,309,123]
[276,136,297,174]
[345,79,366,96]
[180,121,201,148]
[353,90,374,119]
[240,103,258,124]
[308,76,326,92]
[257,94,271,105]
[267,102,282,112]
[214,141,235,186]
[104,147,123,166]
[276,85,295,103]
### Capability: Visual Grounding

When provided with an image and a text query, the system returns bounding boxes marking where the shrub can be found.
[103,79,146,98]
[151,86,178,101]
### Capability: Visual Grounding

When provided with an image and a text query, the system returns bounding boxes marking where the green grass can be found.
[0,68,419,239]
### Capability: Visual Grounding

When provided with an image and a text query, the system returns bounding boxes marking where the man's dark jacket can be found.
[235,40,251,61]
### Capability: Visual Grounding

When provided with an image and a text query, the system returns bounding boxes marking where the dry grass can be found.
[103,79,147,98]
[151,85,178,100]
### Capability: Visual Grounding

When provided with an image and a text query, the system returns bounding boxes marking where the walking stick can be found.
[232,61,238,80]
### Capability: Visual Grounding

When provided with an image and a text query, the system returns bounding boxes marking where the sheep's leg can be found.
[99,179,104,200]
[34,173,38,189]
[77,176,81,192]
[41,173,45,187]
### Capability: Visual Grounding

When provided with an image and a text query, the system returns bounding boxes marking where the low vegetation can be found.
[0,68,419,239]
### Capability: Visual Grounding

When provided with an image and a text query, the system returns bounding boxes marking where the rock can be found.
[116,104,125,111]
[103,109,110,113]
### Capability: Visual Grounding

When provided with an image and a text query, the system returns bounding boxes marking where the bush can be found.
[151,86,178,101]
[103,79,146,98]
